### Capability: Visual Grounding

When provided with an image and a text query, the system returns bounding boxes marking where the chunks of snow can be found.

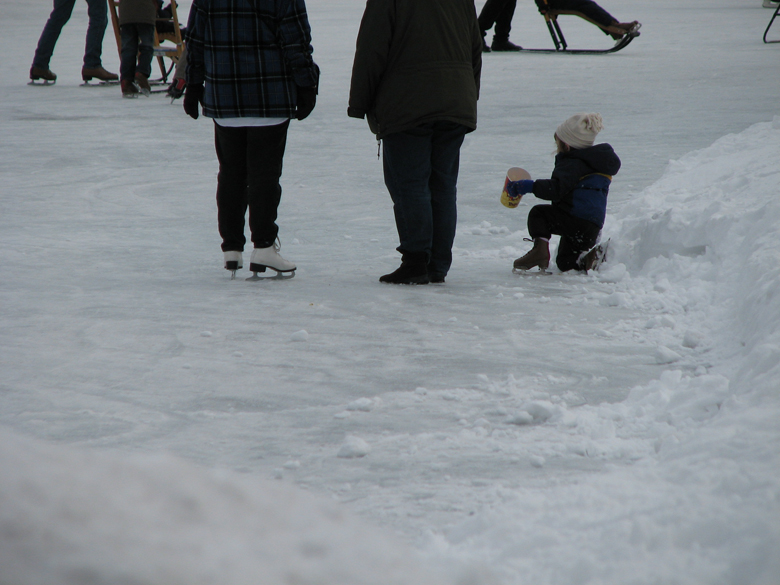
[346,397,374,412]
[655,345,682,364]
[337,436,371,458]
[290,329,309,342]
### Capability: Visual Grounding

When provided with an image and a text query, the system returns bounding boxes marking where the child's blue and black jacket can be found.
[531,143,621,228]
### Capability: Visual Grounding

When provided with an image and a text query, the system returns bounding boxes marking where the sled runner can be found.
[108,0,185,84]
[520,0,640,54]
[764,1,780,43]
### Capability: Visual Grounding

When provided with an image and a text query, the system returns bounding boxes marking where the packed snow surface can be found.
[1,1,778,584]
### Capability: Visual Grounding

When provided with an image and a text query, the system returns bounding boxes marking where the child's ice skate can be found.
[121,79,139,98]
[513,238,551,274]
[579,239,610,273]
[135,73,152,96]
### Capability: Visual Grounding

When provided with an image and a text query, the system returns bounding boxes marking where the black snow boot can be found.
[491,36,522,51]
[380,253,429,285]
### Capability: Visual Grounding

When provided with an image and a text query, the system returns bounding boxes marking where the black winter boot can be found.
[491,37,522,51]
[380,253,429,285]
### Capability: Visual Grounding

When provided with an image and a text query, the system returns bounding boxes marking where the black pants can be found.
[547,0,617,29]
[527,204,601,271]
[214,120,289,252]
[478,0,518,40]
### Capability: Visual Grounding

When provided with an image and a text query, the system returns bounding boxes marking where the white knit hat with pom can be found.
[555,113,604,149]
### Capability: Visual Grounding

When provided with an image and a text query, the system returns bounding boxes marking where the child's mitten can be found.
[507,180,534,197]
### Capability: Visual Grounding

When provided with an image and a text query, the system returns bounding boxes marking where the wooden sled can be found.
[521,0,640,54]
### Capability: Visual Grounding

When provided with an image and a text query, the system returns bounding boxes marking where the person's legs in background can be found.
[478,0,521,51]
[119,24,140,96]
[30,0,77,81]
[134,23,156,94]
[82,0,117,81]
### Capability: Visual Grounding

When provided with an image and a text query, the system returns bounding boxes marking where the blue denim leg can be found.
[119,25,139,80]
[135,23,156,78]
[382,122,466,276]
[32,0,78,69]
[84,0,108,68]
[120,23,155,80]
[428,123,466,276]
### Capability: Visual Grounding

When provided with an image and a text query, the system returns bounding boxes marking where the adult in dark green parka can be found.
[348,0,482,284]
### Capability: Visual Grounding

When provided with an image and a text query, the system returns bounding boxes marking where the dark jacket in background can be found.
[348,0,482,139]
[185,0,318,119]
[119,0,161,26]
[532,143,621,227]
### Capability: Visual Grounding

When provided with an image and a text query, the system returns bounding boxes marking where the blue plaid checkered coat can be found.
[185,0,318,119]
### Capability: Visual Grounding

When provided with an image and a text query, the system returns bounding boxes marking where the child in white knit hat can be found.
[505,112,621,273]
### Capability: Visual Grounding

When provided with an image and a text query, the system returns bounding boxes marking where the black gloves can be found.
[296,85,317,121]
[183,83,204,120]
[184,83,316,120]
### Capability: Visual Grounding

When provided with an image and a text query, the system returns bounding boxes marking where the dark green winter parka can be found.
[348,0,482,139]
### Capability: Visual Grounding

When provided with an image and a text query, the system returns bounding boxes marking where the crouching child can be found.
[506,112,620,273]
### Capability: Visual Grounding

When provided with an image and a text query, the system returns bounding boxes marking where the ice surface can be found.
[1,1,779,584]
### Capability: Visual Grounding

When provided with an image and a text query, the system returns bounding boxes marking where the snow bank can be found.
[607,117,780,362]
[0,430,462,585]
[433,120,780,584]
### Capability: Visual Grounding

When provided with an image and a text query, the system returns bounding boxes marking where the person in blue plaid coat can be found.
[183,0,319,277]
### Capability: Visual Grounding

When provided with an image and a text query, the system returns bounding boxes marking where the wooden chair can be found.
[108,0,185,83]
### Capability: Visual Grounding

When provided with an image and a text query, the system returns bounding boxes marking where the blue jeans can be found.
[120,23,155,80]
[33,0,108,69]
[382,121,468,277]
